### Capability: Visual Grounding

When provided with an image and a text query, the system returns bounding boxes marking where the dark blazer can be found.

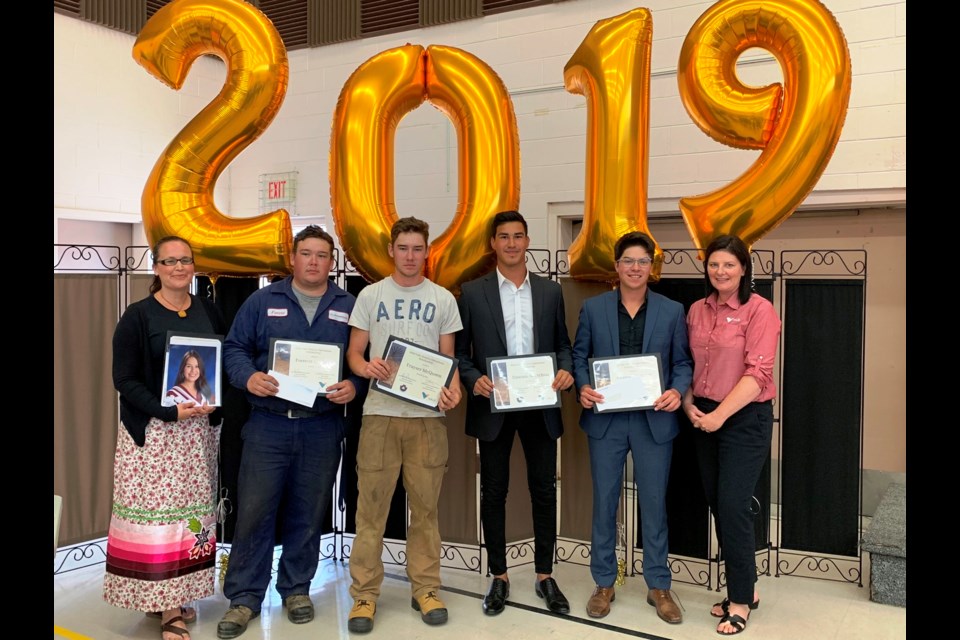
[456,270,574,441]
[572,289,692,443]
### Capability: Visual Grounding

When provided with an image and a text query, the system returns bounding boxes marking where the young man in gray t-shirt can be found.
[345,217,462,634]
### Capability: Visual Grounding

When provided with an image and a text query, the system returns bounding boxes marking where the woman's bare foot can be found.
[710,592,759,618]
[717,602,751,635]
[160,608,191,640]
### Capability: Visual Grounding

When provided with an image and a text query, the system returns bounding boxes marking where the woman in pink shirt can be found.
[682,235,781,636]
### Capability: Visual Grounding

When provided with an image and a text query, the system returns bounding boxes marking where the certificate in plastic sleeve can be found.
[268,338,343,396]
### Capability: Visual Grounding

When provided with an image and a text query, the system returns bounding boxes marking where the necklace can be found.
[158,290,189,318]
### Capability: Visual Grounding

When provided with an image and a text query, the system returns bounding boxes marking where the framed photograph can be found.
[588,353,664,413]
[268,338,343,396]
[486,353,560,413]
[161,332,223,407]
[372,335,458,411]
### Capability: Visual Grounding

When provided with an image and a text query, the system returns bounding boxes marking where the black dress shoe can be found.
[482,578,509,615]
[535,577,570,614]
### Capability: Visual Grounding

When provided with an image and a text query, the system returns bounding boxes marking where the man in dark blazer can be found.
[572,231,692,625]
[456,211,574,617]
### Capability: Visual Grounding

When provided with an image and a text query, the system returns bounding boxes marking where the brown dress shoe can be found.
[647,588,682,624]
[586,585,616,618]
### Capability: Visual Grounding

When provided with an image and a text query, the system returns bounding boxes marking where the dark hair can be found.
[391,217,430,244]
[150,236,193,294]
[614,231,656,261]
[174,349,212,400]
[490,210,527,237]
[293,225,335,254]
[703,234,753,305]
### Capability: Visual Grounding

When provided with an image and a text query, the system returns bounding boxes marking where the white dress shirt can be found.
[496,267,534,356]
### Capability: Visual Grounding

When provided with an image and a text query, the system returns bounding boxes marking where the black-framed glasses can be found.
[156,257,195,266]
[617,257,653,268]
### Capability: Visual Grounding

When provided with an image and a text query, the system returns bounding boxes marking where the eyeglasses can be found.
[618,257,653,268]
[156,257,194,266]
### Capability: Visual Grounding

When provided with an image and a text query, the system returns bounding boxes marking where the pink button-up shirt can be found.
[686,292,781,403]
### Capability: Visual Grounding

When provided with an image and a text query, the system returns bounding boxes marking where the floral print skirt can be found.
[103,415,220,612]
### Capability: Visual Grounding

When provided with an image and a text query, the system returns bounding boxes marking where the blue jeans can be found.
[223,408,344,612]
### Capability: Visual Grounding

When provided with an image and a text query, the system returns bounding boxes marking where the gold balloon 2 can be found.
[330,44,520,295]
[677,0,852,255]
[134,0,292,277]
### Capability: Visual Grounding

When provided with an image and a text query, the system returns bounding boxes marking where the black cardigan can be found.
[113,294,227,446]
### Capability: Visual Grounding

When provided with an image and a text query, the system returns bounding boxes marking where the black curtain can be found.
[197,276,259,543]
[780,280,863,557]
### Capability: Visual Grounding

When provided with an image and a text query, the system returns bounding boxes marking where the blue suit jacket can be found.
[572,289,692,443]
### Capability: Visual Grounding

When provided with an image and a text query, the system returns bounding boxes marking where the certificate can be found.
[588,353,664,413]
[486,354,560,413]
[161,332,223,407]
[372,335,458,411]
[269,338,343,396]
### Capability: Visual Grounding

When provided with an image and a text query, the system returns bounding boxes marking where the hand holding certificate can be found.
[486,354,561,413]
[372,336,458,411]
[588,353,664,413]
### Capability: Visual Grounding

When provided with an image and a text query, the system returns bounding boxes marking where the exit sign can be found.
[259,171,298,215]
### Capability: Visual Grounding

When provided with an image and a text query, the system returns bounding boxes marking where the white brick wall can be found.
[53,0,906,247]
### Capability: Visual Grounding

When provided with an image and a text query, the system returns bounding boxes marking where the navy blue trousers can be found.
[587,412,673,590]
[223,409,343,612]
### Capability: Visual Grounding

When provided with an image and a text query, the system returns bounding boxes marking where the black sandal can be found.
[717,613,747,635]
[710,597,759,618]
[161,615,191,640]
[148,606,197,623]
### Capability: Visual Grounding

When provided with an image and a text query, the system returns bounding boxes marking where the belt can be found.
[257,405,324,419]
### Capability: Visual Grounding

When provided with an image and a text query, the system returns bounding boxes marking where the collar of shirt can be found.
[496,266,530,291]
[706,292,742,311]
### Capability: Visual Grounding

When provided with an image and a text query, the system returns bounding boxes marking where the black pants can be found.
[693,397,773,604]
[478,410,557,576]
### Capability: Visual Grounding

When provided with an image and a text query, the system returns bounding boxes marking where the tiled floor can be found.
[55,547,906,639]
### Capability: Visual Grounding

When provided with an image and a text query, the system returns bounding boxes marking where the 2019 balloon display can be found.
[677,0,852,255]
[330,44,520,294]
[134,0,292,277]
[133,0,851,284]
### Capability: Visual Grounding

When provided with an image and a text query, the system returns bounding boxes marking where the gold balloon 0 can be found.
[330,45,520,293]
[564,8,661,283]
[424,45,521,293]
[677,0,852,254]
[134,0,292,276]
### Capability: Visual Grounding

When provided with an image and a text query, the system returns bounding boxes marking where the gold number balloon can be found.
[677,0,851,253]
[330,45,520,292]
[134,0,292,276]
[564,8,660,283]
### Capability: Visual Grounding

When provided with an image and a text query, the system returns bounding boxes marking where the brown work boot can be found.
[347,599,376,634]
[411,590,448,625]
[647,588,683,624]
[586,585,616,618]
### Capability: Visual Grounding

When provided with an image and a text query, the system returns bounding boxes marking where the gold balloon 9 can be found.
[134,0,292,276]
[330,45,520,293]
[677,0,851,254]
[564,8,661,283]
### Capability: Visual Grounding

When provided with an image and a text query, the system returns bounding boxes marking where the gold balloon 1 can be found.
[677,0,852,254]
[133,0,292,276]
[564,8,661,283]
[330,45,520,293]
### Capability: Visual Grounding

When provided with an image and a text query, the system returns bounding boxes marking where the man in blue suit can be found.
[572,231,692,625]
